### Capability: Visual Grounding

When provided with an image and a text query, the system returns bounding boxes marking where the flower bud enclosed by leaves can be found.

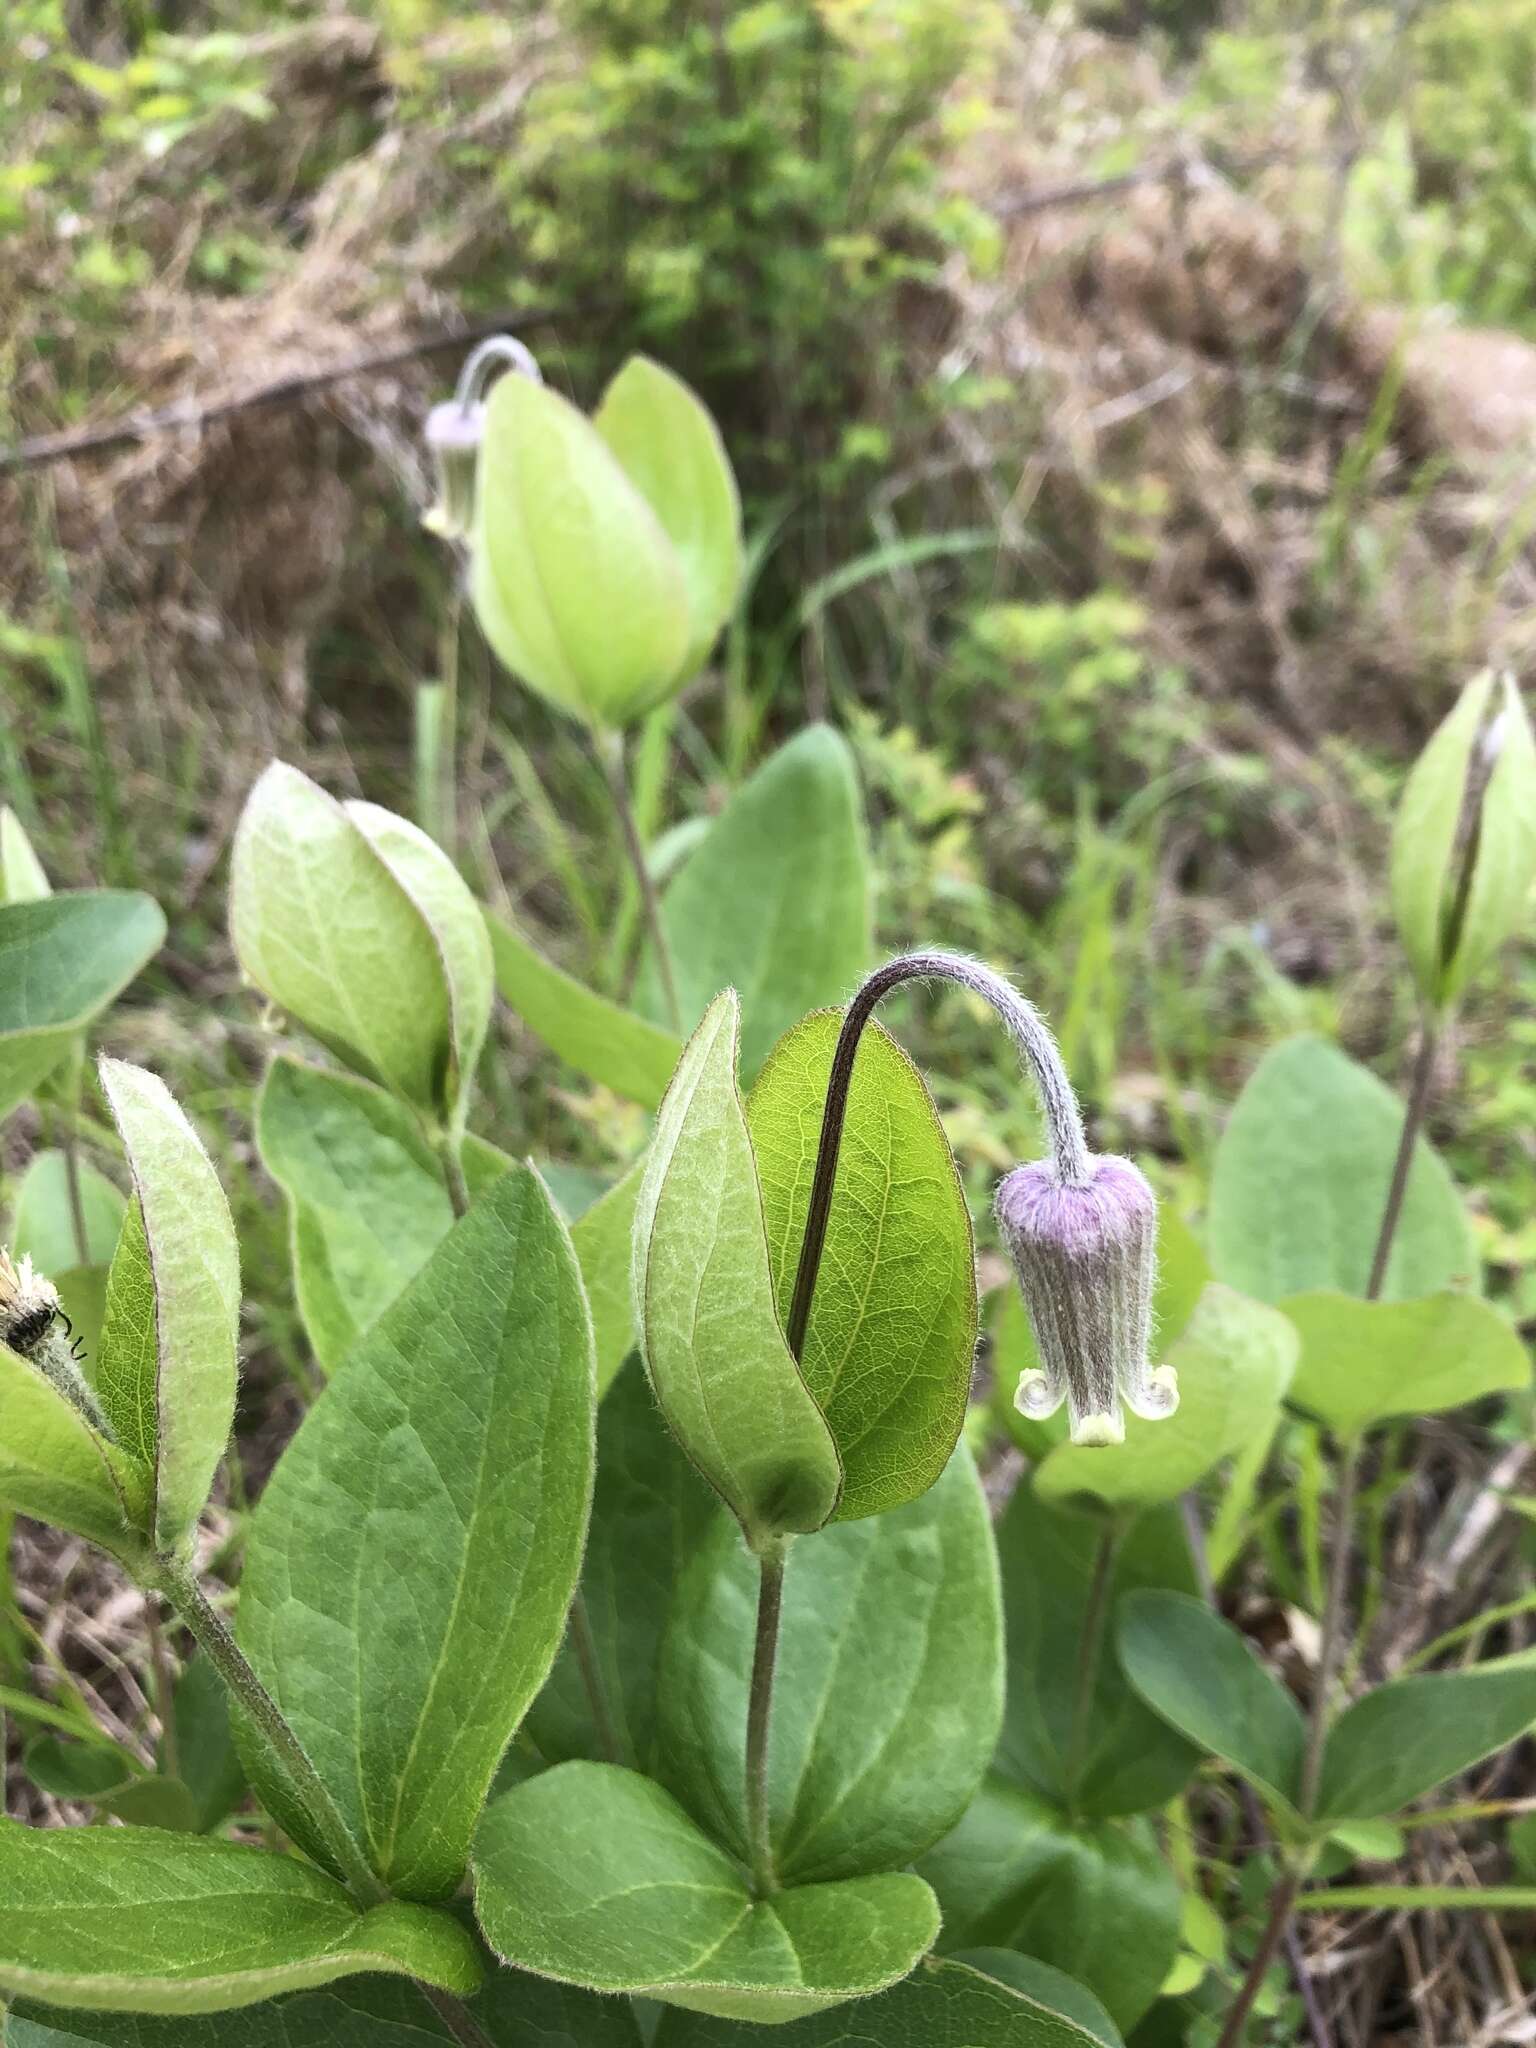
[230,763,492,1134]
[470,355,742,728]
[1391,668,1536,1014]
[996,1153,1175,1447]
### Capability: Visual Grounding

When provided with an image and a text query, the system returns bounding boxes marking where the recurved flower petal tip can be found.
[996,1153,1176,1447]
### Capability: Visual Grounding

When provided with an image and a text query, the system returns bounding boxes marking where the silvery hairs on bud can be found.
[996,1153,1173,1447]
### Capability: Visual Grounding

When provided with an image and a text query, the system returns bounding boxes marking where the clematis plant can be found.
[467,347,744,731]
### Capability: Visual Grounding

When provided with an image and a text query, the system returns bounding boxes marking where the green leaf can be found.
[633,990,842,1544]
[0,894,165,1118]
[96,1059,241,1558]
[169,1655,247,1833]
[994,1486,1202,1818]
[1283,1289,1529,1437]
[1033,1286,1297,1512]
[486,909,682,1109]
[237,1166,594,1902]
[918,1776,1178,2032]
[0,1821,481,2014]
[1117,1591,1305,1820]
[9,1148,125,1361]
[1317,1665,1536,1821]
[569,1156,646,1399]
[595,356,743,680]
[343,801,494,1129]
[473,372,692,728]
[649,1951,1125,2046]
[6,1971,643,2046]
[1391,669,1536,1007]
[0,1340,148,1560]
[0,806,51,903]
[525,1355,714,1773]
[653,728,871,1082]
[1207,1036,1476,1302]
[992,1209,1209,1459]
[230,765,459,1123]
[746,1011,976,1520]
[473,1761,939,2023]
[255,1057,510,1374]
[656,1446,1001,1885]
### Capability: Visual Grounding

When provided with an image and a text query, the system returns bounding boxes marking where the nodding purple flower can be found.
[996,1153,1174,1446]
[790,949,1178,1451]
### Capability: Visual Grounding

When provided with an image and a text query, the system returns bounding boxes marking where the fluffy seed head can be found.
[995,1154,1175,1447]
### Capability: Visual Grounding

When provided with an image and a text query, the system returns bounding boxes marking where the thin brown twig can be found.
[0,302,602,476]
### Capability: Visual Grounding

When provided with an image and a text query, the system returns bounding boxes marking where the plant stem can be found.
[152,1557,388,1908]
[1214,1869,1303,2048]
[785,951,1088,1360]
[421,1984,498,2048]
[1299,1434,1361,1817]
[567,1590,621,1766]
[436,1132,470,1220]
[1064,1521,1119,1808]
[1213,1018,1439,2045]
[596,728,682,1034]
[745,1539,788,1898]
[1364,1022,1437,1300]
[144,1593,180,1780]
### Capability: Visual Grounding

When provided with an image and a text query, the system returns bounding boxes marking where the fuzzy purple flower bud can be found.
[423,335,543,543]
[996,1153,1175,1447]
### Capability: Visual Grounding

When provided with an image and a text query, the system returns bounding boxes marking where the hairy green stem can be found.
[746,1541,788,1898]
[1064,1522,1119,1808]
[421,1983,498,2048]
[597,728,682,1034]
[152,1557,388,1908]
[567,1590,621,1766]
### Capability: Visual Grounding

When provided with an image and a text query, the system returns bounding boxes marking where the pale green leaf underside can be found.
[0,1821,480,2015]
[1034,1285,1297,1511]
[657,1446,1002,1886]
[747,1012,976,1520]
[473,1762,939,2024]
[1283,1288,1529,1437]
[918,1775,1178,2032]
[595,355,743,679]
[1390,667,1494,1004]
[485,908,682,1110]
[651,1952,1125,2046]
[652,727,871,1084]
[7,1969,643,2046]
[97,1058,241,1555]
[1208,1036,1475,1303]
[633,990,841,1543]
[0,893,165,1118]
[344,801,493,1125]
[238,1166,595,1902]
[230,764,453,1120]
[255,1057,510,1374]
